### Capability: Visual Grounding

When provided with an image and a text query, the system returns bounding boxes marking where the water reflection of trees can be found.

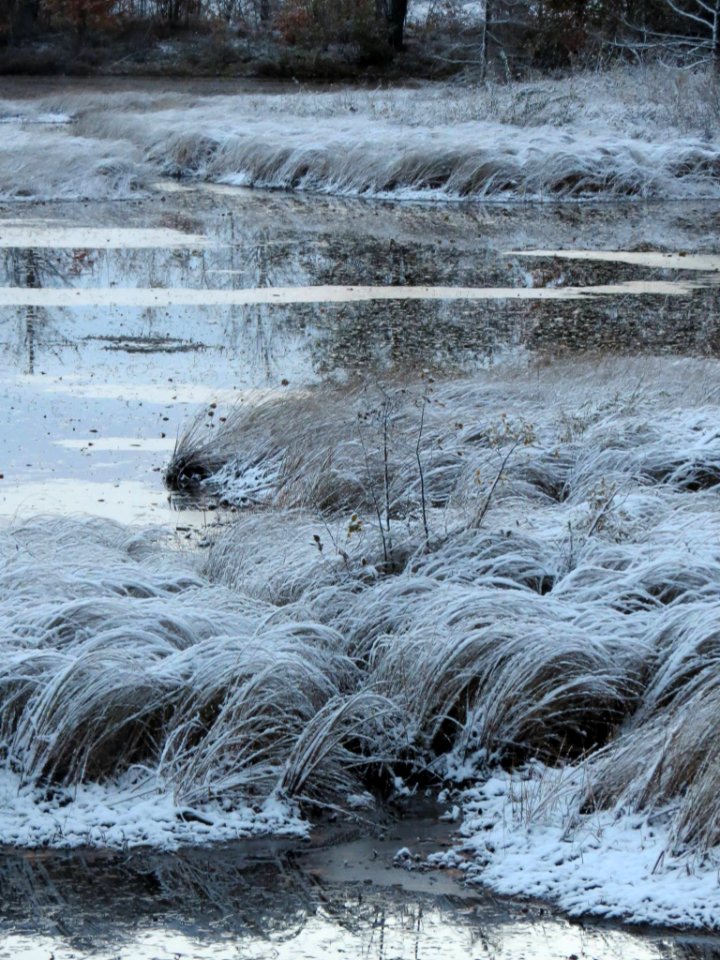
[0,249,73,375]
[0,846,715,960]
[1,201,719,383]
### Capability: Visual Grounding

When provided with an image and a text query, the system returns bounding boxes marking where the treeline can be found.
[484,0,718,71]
[0,0,717,75]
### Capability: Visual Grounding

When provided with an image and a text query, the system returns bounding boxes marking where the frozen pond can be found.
[1,189,719,526]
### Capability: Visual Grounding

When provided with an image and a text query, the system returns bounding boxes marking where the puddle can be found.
[0,813,714,960]
[0,478,213,527]
[154,178,258,198]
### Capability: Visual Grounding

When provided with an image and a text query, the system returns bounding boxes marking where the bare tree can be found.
[621,0,720,69]
[665,0,720,67]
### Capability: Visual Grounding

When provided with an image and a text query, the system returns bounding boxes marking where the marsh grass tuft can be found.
[5,358,720,856]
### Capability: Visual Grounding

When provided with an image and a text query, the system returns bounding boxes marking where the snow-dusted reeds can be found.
[163,356,720,859]
[0,517,389,831]
[6,357,720,866]
[1,65,719,200]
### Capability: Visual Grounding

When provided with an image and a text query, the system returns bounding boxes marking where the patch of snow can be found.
[0,767,306,850]
[432,765,720,930]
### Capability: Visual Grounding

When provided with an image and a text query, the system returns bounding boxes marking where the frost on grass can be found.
[1,66,720,200]
[0,518,389,848]
[162,355,720,926]
[7,357,720,925]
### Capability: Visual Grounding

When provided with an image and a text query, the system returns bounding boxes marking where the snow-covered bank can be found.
[434,766,720,930]
[165,356,720,925]
[0,768,306,850]
[5,357,720,926]
[1,67,719,201]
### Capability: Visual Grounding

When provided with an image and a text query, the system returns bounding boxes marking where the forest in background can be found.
[0,0,717,80]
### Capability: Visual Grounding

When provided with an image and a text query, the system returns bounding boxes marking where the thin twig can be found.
[472,440,520,529]
[416,397,430,548]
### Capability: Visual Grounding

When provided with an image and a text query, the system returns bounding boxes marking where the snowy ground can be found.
[0,768,305,850]
[434,768,720,930]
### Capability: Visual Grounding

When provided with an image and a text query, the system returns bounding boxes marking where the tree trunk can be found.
[387,0,407,50]
[480,0,491,79]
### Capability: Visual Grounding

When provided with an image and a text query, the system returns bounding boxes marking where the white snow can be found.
[165,357,720,927]
[432,765,720,930]
[0,767,306,850]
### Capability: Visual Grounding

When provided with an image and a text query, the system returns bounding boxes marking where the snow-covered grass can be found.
[163,355,720,924]
[1,65,719,200]
[0,517,388,847]
[432,765,720,929]
[6,356,720,925]
[0,767,306,849]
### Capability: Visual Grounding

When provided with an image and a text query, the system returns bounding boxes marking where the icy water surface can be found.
[1,814,719,960]
[1,189,719,526]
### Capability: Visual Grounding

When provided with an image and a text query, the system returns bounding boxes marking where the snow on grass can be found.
[0,125,145,201]
[159,355,720,924]
[7,357,720,925]
[431,765,720,929]
[0,517,386,847]
[0,767,306,850]
[1,65,719,200]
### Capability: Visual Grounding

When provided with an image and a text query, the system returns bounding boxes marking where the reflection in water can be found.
[0,193,720,526]
[507,249,720,272]
[0,478,209,527]
[1,194,719,386]
[0,840,717,960]
[1,247,67,376]
[0,279,712,306]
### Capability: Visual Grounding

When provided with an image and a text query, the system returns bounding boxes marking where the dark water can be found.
[1,813,719,960]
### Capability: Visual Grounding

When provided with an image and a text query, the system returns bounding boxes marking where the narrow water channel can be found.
[1,811,718,960]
